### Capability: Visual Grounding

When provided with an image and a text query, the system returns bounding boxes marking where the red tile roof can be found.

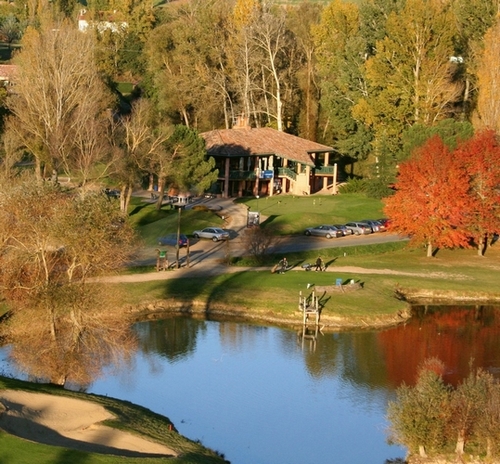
[201,127,333,166]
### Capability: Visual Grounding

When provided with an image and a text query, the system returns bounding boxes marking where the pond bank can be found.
[111,260,500,332]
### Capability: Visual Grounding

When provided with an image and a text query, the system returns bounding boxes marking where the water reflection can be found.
[378,304,500,387]
[1,305,500,463]
[0,306,136,388]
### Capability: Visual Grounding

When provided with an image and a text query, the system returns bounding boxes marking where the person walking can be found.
[278,257,288,274]
[315,256,324,272]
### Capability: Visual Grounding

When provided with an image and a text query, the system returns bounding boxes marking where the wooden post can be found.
[332,163,338,195]
[176,207,181,269]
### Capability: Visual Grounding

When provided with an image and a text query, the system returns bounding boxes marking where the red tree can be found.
[455,130,500,256]
[384,136,472,257]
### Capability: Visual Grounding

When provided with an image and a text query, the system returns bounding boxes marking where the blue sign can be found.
[260,170,274,179]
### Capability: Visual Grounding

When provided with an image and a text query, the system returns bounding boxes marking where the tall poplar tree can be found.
[355,0,461,159]
[473,18,500,132]
[314,0,371,157]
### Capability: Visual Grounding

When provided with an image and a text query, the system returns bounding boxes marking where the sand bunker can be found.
[0,390,177,457]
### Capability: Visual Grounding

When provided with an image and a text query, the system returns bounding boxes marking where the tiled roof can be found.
[0,64,17,81]
[201,127,333,166]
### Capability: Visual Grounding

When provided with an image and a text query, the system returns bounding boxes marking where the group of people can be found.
[278,256,325,273]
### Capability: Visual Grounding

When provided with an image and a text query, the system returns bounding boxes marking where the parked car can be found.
[304,225,343,239]
[333,224,353,236]
[361,219,386,233]
[345,222,373,235]
[192,227,229,242]
[158,233,189,247]
[104,188,120,198]
[377,218,390,229]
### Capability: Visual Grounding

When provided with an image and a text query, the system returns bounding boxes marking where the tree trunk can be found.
[478,234,485,256]
[426,241,433,257]
[155,177,166,211]
[455,431,465,455]
[418,444,427,458]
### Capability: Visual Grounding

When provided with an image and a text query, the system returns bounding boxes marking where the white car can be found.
[192,227,229,242]
[345,222,373,235]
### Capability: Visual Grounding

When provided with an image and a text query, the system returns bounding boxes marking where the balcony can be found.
[314,166,335,175]
[277,167,297,180]
[228,170,257,180]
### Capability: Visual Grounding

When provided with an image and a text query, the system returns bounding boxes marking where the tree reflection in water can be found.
[1,300,137,388]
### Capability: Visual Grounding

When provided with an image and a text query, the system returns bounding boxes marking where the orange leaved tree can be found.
[384,136,472,257]
[455,130,500,256]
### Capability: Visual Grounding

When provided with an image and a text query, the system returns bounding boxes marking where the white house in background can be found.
[78,9,128,34]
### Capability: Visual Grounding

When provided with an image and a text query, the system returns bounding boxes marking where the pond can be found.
[2,304,500,463]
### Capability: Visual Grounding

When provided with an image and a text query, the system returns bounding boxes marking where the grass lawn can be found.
[130,193,385,245]
[235,193,385,235]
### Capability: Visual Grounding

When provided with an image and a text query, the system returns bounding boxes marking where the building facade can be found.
[201,118,339,198]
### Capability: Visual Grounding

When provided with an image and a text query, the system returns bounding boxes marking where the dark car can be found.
[304,225,343,238]
[158,233,189,247]
[333,224,353,236]
[104,188,120,198]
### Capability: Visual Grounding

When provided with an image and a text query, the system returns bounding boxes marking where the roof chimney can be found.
[233,114,251,129]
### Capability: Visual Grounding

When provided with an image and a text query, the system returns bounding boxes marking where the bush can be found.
[242,227,276,263]
[365,178,395,199]
[338,178,368,194]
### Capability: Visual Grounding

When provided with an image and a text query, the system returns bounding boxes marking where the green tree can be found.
[161,124,218,197]
[0,14,22,49]
[400,119,474,162]
[474,370,500,458]
[145,1,225,129]
[314,0,372,158]
[355,0,460,162]
[450,367,490,456]
[387,358,452,458]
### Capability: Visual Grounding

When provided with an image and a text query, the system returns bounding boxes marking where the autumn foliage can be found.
[384,131,500,256]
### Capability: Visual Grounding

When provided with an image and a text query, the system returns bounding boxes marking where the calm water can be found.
[2,305,500,463]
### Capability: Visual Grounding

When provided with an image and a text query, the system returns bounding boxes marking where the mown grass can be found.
[236,193,384,235]
[128,198,225,247]
[0,377,227,464]
[129,193,384,245]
